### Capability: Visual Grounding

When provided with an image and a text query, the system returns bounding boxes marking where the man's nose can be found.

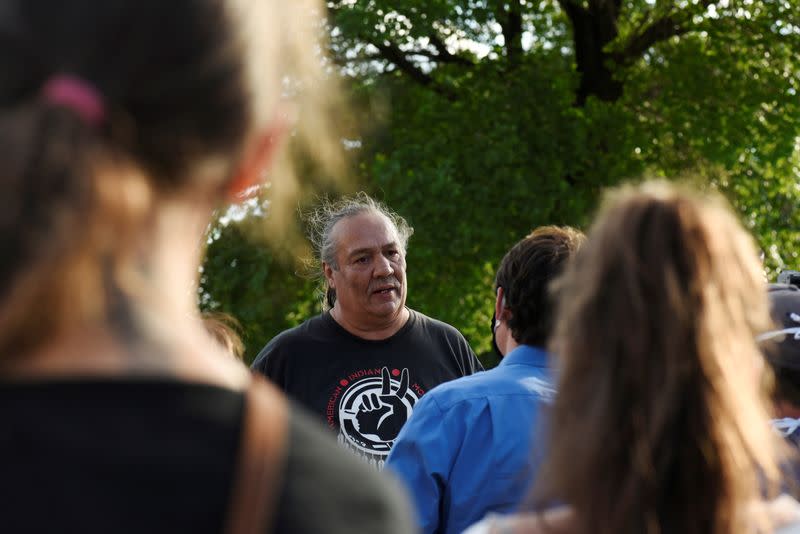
[374,255,394,277]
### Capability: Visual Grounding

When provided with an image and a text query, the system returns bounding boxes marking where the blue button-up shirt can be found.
[385,345,554,534]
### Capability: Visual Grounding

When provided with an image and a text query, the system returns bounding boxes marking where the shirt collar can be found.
[500,344,549,369]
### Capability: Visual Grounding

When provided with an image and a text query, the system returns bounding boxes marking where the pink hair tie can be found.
[41,74,106,127]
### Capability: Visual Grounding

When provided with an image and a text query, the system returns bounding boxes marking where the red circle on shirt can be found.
[392,369,400,377]
[339,379,349,386]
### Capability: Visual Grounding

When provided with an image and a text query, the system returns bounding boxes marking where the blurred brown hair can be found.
[535,182,781,534]
[202,312,245,361]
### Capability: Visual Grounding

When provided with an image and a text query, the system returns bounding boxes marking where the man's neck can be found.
[330,306,410,341]
[496,320,519,357]
[500,337,520,357]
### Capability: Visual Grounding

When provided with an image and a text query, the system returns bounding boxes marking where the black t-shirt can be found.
[251,309,483,466]
[0,379,415,534]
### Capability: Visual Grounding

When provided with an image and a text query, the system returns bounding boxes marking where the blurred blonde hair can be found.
[0,0,347,357]
[232,0,348,238]
[536,181,783,534]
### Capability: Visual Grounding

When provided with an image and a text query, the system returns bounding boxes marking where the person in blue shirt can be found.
[385,225,585,534]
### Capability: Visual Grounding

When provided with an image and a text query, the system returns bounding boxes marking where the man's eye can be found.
[355,257,369,264]
[387,250,400,258]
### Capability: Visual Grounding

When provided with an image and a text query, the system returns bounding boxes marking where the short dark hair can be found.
[495,226,584,347]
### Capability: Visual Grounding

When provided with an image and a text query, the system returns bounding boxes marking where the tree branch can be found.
[351,47,466,67]
[429,34,474,66]
[612,0,715,65]
[370,40,458,100]
[611,15,686,64]
[372,41,434,86]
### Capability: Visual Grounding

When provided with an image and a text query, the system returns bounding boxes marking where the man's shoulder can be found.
[422,361,551,412]
[279,313,330,340]
[251,314,329,368]
[408,309,467,339]
[403,309,483,373]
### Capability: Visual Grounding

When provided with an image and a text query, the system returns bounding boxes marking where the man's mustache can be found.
[369,277,401,292]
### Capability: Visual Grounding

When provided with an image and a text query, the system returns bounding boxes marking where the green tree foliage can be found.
[201,215,322,362]
[202,0,800,363]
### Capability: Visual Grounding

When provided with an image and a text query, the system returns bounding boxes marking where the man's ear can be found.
[323,262,336,288]
[495,286,507,323]
[225,123,286,203]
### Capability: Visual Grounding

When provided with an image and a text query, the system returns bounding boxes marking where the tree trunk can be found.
[562,1,624,106]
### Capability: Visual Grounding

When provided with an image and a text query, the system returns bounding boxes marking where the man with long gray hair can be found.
[252,193,482,467]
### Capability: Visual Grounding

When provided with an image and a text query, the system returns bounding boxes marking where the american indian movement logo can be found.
[327,366,424,468]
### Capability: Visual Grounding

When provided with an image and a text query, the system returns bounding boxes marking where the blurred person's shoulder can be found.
[464,499,800,534]
[463,507,575,534]
[762,494,800,533]
[276,402,416,534]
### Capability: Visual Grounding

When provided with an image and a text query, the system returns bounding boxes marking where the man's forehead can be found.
[333,212,401,253]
